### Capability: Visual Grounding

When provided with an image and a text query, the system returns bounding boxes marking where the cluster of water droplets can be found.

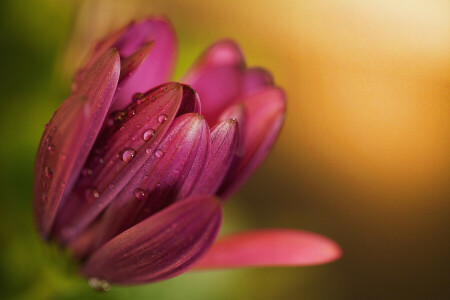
[81,89,170,205]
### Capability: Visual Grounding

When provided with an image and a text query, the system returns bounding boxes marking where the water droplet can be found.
[155,149,164,158]
[134,188,147,200]
[60,182,66,188]
[88,278,111,292]
[119,125,126,131]
[41,193,48,203]
[59,152,67,160]
[161,86,167,92]
[127,109,136,117]
[47,144,55,155]
[85,188,100,203]
[145,148,152,154]
[174,168,180,174]
[44,166,53,179]
[111,110,126,122]
[132,92,144,102]
[156,106,162,110]
[45,136,51,143]
[108,183,115,190]
[121,149,136,163]
[150,96,157,102]
[136,123,142,129]
[143,174,149,180]
[44,123,48,129]
[157,114,168,123]
[82,168,93,176]
[143,129,155,141]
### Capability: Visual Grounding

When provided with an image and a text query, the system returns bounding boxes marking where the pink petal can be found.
[242,67,274,95]
[194,230,341,269]
[54,83,185,242]
[182,40,245,125]
[111,17,176,111]
[82,195,222,284]
[88,113,210,251]
[218,87,286,199]
[191,119,239,195]
[118,42,153,83]
[34,49,120,239]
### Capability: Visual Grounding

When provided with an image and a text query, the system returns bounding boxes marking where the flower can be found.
[34,17,340,286]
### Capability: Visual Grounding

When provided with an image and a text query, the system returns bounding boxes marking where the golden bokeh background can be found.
[0,0,448,299]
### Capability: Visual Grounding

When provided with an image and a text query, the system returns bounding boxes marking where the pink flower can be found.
[34,17,340,285]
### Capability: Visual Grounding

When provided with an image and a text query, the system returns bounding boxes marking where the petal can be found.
[88,113,210,251]
[111,18,177,111]
[218,87,286,199]
[34,49,120,239]
[82,195,222,284]
[191,119,239,195]
[182,40,245,125]
[242,67,274,95]
[54,83,185,242]
[118,42,153,83]
[194,230,341,269]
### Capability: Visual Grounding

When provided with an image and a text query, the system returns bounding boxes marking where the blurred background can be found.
[0,0,449,299]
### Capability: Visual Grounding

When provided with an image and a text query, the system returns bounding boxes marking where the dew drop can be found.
[121,149,136,163]
[45,136,51,143]
[150,95,157,102]
[47,144,55,155]
[157,114,168,123]
[44,166,53,179]
[85,188,100,203]
[127,109,136,117]
[161,86,167,92]
[111,110,126,122]
[82,168,93,176]
[143,174,149,180]
[134,188,147,200]
[60,182,66,188]
[108,183,115,190]
[145,148,152,154]
[143,129,155,141]
[155,149,164,158]
[88,278,111,292]
[174,168,180,174]
[132,92,144,102]
[44,123,48,129]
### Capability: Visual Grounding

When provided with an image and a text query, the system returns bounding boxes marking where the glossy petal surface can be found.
[83,195,222,284]
[54,83,185,241]
[34,49,120,239]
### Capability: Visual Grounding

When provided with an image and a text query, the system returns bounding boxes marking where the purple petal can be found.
[191,119,239,195]
[118,42,153,83]
[82,195,222,284]
[54,82,185,242]
[218,87,286,199]
[182,40,245,125]
[111,18,176,111]
[194,230,341,269]
[87,113,210,251]
[34,49,120,239]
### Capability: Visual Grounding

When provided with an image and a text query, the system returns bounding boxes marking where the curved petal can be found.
[191,119,239,195]
[111,17,177,111]
[34,49,120,239]
[194,230,341,269]
[54,83,184,242]
[182,40,245,125]
[218,87,286,198]
[82,195,222,284]
[89,113,210,251]
[242,67,274,95]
